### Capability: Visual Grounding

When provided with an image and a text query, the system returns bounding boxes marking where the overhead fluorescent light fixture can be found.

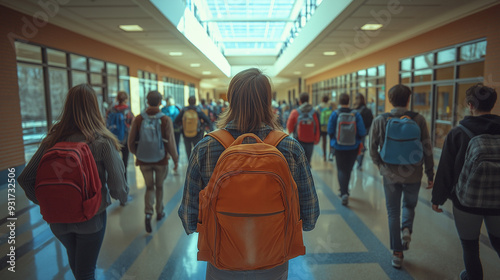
[169,52,183,56]
[202,71,211,75]
[305,63,315,68]
[323,51,337,56]
[190,63,201,67]
[293,71,302,75]
[360,24,383,31]
[119,25,143,32]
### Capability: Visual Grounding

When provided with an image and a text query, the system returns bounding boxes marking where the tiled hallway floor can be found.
[2,144,500,279]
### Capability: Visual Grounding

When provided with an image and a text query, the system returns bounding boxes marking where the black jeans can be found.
[183,132,203,159]
[121,141,129,180]
[174,131,181,157]
[334,148,358,196]
[298,141,315,164]
[53,212,107,280]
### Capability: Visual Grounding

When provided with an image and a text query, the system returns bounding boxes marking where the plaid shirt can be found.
[178,122,320,234]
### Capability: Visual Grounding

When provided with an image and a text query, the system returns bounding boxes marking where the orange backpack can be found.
[196,130,305,270]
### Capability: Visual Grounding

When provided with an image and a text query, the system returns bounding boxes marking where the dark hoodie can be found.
[432,114,500,215]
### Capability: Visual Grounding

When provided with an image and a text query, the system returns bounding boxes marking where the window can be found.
[312,64,385,116]
[138,70,158,112]
[163,77,185,107]
[399,39,486,148]
[15,41,130,160]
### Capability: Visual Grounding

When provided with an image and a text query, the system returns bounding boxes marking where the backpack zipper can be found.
[36,181,82,194]
[386,137,419,142]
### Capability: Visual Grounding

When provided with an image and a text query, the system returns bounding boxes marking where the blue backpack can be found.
[380,111,423,165]
[136,112,165,163]
[161,105,181,133]
[106,108,127,142]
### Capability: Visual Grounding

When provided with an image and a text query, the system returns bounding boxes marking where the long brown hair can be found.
[42,84,121,150]
[216,68,281,131]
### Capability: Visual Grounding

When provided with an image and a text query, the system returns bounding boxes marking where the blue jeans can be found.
[298,141,314,163]
[206,261,288,280]
[53,212,107,280]
[335,148,358,196]
[382,178,421,252]
[356,136,366,167]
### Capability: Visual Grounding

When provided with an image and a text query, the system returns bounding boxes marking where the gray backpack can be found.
[336,110,357,146]
[455,124,500,208]
[136,112,165,163]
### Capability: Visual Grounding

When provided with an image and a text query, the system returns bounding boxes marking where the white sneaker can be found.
[391,252,404,268]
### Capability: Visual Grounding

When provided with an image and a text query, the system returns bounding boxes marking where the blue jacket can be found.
[327,107,366,150]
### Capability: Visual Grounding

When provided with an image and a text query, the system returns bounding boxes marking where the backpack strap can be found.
[263,130,288,147]
[458,124,475,139]
[207,129,235,149]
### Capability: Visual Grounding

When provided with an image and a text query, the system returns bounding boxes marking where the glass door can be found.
[434,84,454,149]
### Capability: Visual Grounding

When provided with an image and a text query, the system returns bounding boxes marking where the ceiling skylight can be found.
[202,0,300,55]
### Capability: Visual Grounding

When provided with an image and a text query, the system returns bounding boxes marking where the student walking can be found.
[178,68,319,280]
[369,84,434,269]
[328,93,366,206]
[174,96,212,159]
[432,84,500,280]
[161,96,182,161]
[18,84,129,280]
[316,95,334,162]
[353,93,374,170]
[128,91,179,233]
[106,91,134,181]
[287,92,321,163]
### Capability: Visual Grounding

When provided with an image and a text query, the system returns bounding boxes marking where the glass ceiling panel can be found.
[203,0,297,51]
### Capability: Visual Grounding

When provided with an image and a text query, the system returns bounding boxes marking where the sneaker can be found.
[391,252,404,269]
[157,211,165,221]
[459,270,468,280]
[402,228,411,250]
[145,214,152,233]
[341,194,349,206]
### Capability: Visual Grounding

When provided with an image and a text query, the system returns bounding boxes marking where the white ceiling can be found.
[2,0,499,92]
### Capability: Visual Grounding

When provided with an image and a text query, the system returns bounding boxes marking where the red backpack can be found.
[35,142,102,223]
[196,130,305,270]
[295,108,316,143]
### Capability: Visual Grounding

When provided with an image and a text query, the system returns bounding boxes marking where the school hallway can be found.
[2,140,500,280]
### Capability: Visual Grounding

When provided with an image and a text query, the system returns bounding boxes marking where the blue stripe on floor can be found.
[101,188,183,280]
[158,233,207,279]
[312,170,414,280]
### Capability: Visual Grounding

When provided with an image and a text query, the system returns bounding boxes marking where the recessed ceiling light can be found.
[169,52,183,56]
[119,25,143,32]
[360,23,383,31]
[202,71,211,75]
[323,51,337,56]
[190,63,201,67]
[305,63,315,67]
[293,71,301,75]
